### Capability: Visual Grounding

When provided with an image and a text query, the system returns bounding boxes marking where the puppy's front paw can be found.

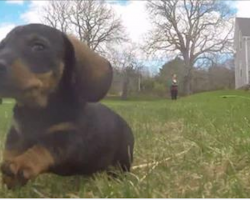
[1,159,36,189]
[1,146,54,189]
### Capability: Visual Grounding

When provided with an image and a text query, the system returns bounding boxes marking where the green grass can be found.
[1,90,250,197]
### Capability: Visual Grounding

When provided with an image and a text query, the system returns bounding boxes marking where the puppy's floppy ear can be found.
[66,35,113,102]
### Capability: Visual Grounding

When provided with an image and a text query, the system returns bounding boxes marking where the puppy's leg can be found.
[1,145,54,189]
[116,126,134,173]
[1,125,80,189]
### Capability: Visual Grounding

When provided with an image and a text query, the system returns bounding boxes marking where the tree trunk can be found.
[183,52,193,95]
[138,75,141,92]
[183,74,192,95]
[121,75,129,100]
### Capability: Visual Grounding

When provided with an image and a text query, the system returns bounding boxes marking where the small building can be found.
[234,17,250,89]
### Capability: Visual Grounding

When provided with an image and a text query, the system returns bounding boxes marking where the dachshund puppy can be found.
[0,24,134,189]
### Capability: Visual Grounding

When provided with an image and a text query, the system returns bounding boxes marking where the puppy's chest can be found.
[12,106,80,140]
[13,109,75,139]
[12,115,54,139]
[6,109,79,153]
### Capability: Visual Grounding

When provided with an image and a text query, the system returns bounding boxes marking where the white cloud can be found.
[20,1,48,23]
[235,1,250,18]
[111,1,151,43]
[6,0,24,5]
[0,23,16,40]
[20,1,151,43]
[19,0,249,44]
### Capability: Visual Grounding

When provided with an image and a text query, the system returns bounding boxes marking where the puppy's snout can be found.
[0,60,7,75]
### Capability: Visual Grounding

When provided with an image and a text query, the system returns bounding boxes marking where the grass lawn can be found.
[0,90,250,197]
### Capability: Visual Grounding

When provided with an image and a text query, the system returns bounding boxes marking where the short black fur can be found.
[0,24,134,189]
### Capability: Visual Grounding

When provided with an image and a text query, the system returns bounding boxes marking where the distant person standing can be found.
[170,74,178,100]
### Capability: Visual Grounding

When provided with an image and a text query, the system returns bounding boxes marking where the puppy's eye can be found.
[32,43,45,51]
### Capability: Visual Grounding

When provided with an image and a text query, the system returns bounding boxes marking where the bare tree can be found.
[108,43,143,100]
[41,0,126,54]
[41,0,69,33]
[145,0,235,94]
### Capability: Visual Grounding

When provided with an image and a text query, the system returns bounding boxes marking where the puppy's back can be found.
[76,103,134,172]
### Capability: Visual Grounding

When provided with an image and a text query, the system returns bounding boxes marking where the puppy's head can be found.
[0,24,112,107]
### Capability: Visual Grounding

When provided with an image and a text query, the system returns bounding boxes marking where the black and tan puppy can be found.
[0,24,134,189]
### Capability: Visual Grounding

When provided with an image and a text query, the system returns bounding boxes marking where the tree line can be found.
[109,56,235,98]
[41,0,235,99]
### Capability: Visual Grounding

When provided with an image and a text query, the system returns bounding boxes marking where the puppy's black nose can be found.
[0,60,7,75]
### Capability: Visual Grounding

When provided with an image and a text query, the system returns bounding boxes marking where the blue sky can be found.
[0,0,135,42]
[0,0,129,25]
[0,0,247,72]
[0,0,243,42]
[0,1,29,25]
